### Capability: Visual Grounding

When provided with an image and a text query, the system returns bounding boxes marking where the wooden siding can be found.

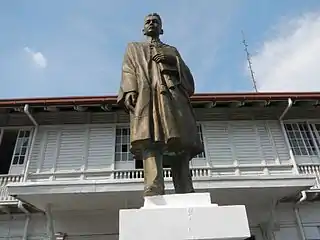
[203,120,290,167]
[28,125,115,174]
[27,120,291,178]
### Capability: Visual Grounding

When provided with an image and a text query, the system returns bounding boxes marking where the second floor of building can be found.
[1,120,320,176]
[0,92,320,183]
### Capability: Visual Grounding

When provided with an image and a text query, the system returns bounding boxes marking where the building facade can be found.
[0,92,320,239]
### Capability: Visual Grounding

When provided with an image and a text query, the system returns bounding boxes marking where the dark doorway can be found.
[135,159,143,169]
[0,130,18,174]
[135,159,171,169]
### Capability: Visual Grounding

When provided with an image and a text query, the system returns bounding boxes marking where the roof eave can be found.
[0,92,320,108]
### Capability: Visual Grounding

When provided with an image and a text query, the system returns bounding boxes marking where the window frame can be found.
[114,126,133,162]
[11,129,32,166]
[284,121,320,157]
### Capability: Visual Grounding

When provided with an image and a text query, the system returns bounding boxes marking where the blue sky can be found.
[1,0,320,99]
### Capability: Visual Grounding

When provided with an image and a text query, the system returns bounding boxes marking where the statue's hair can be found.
[145,13,162,26]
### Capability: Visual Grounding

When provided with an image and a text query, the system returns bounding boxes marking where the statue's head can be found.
[143,13,163,37]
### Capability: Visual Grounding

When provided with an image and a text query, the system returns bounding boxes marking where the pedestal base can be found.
[119,193,250,240]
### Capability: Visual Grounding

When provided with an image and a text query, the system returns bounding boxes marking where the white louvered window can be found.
[194,124,206,158]
[115,127,133,162]
[284,123,318,156]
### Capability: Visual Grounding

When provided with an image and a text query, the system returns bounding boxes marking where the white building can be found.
[0,92,320,240]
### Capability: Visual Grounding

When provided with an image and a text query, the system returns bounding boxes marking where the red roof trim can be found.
[0,92,320,106]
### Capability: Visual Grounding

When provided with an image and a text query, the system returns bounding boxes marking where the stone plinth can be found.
[119,192,250,240]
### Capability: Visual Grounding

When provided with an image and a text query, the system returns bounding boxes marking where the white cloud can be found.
[24,47,47,68]
[251,12,320,92]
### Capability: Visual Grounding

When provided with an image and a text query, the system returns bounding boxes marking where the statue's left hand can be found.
[153,51,176,65]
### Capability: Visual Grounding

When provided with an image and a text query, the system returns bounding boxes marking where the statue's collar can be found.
[145,38,163,45]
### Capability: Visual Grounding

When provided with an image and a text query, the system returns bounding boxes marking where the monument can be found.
[118,13,250,240]
[117,12,203,197]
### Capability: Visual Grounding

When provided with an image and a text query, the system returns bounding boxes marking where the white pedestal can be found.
[119,192,251,240]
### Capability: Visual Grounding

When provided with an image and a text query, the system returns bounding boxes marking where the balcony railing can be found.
[26,164,295,182]
[0,174,23,202]
[2,164,320,204]
[113,168,210,180]
[298,164,320,189]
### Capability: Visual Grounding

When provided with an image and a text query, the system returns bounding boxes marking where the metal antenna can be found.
[242,30,258,92]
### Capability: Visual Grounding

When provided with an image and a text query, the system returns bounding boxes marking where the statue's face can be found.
[143,15,162,37]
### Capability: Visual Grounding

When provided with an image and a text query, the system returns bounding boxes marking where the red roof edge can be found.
[0,92,320,106]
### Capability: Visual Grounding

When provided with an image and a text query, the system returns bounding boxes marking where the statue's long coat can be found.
[117,41,204,159]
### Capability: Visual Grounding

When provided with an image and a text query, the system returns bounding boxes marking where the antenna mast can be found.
[241,30,258,92]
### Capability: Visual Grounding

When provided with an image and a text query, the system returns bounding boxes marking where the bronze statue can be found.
[117,13,204,196]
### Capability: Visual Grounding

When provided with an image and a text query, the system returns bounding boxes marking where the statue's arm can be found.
[175,49,195,96]
[117,43,137,105]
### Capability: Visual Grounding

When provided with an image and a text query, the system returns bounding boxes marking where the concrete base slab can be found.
[119,192,250,240]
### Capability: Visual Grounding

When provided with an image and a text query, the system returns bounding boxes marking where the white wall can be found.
[0,213,46,239]
[247,202,320,240]
[274,202,320,240]
[1,202,320,240]
[0,210,119,240]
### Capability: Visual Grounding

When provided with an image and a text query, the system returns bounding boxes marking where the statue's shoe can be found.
[144,185,165,196]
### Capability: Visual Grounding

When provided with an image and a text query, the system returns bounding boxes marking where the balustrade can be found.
[113,168,210,180]
[298,164,320,188]
[2,164,320,206]
[3,164,320,205]
[26,164,296,182]
[0,174,23,202]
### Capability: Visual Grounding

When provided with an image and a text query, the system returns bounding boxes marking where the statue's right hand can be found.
[124,92,137,113]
